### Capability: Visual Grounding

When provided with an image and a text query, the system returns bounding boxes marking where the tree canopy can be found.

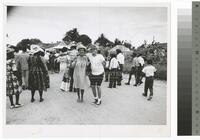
[16,38,42,50]
[95,34,114,47]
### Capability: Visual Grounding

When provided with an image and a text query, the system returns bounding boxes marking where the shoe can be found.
[15,104,24,108]
[31,98,35,103]
[108,86,112,88]
[60,89,65,92]
[80,98,84,103]
[96,100,101,105]
[77,98,81,103]
[39,98,44,102]
[10,105,15,109]
[92,99,98,104]
[125,82,130,85]
[147,96,153,101]
[117,83,121,86]
[142,93,147,97]
[133,84,137,87]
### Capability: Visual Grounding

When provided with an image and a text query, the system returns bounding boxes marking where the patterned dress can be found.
[28,55,49,91]
[6,59,22,96]
[73,56,88,89]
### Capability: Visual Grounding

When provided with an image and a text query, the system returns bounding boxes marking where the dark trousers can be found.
[109,68,118,88]
[54,61,60,73]
[127,66,136,83]
[69,67,74,91]
[105,68,109,81]
[117,64,123,85]
[136,65,143,85]
[144,76,154,96]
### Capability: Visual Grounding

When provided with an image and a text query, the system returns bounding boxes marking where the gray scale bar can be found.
[192,1,200,135]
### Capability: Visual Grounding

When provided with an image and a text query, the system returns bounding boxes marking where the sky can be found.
[7,6,168,47]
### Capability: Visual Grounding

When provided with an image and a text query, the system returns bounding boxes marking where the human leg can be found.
[25,70,29,89]
[69,68,74,92]
[39,90,44,102]
[80,89,84,102]
[31,90,35,102]
[143,78,148,97]
[76,88,81,102]
[8,95,14,107]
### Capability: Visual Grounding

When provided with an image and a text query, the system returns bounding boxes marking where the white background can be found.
[0,0,197,139]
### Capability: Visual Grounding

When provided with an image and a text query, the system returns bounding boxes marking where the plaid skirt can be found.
[28,67,49,91]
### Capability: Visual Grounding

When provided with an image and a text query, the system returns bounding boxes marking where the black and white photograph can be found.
[4,4,170,131]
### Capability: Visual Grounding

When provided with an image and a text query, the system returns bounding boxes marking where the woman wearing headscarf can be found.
[28,45,49,102]
[72,43,88,102]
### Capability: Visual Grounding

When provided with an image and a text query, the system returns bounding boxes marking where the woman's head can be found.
[77,44,86,56]
[78,48,86,56]
[7,47,15,60]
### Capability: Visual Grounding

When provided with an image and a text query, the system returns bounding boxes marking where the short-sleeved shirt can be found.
[18,52,29,71]
[89,54,105,75]
[132,57,139,67]
[142,65,157,77]
[138,56,144,66]
[109,57,119,69]
[117,53,125,65]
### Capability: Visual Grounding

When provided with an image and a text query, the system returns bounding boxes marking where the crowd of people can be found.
[6,42,157,109]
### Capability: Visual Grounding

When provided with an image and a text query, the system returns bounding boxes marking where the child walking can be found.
[108,51,119,88]
[142,59,157,100]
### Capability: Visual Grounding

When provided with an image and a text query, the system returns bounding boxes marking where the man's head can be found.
[90,45,97,56]
[116,49,122,54]
[147,59,153,65]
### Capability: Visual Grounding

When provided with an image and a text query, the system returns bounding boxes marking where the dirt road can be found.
[6,72,167,125]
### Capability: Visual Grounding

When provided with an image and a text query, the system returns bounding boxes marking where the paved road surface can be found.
[6,72,167,125]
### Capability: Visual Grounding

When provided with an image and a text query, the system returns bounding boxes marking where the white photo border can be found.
[2,0,171,137]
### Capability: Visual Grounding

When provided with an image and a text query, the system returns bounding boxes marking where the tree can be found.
[95,34,113,47]
[16,38,42,50]
[77,34,92,46]
[114,38,122,45]
[123,42,132,49]
[63,28,80,43]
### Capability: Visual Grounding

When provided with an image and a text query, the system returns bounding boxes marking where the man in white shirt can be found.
[136,54,145,86]
[88,45,105,105]
[142,59,157,101]
[116,49,124,86]
[108,51,119,88]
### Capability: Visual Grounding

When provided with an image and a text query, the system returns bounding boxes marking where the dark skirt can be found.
[28,67,49,91]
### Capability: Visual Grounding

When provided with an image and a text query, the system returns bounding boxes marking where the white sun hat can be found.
[77,43,86,51]
[30,44,44,54]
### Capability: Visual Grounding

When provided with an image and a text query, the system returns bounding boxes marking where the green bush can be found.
[154,64,167,80]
